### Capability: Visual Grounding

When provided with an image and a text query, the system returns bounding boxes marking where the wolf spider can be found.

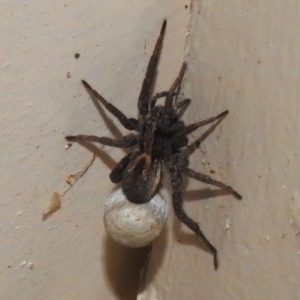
[66,20,242,269]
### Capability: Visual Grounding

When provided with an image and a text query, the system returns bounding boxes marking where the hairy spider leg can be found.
[168,164,219,269]
[165,62,187,110]
[184,110,229,135]
[138,20,166,118]
[65,133,137,148]
[81,80,139,130]
[172,110,228,145]
[183,168,242,200]
[170,110,228,149]
[172,63,187,105]
[172,109,241,200]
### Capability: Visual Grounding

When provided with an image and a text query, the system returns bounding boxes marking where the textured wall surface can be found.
[1,0,300,299]
[139,1,300,299]
[0,1,188,299]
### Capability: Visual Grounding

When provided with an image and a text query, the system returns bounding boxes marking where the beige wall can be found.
[139,1,300,299]
[1,0,299,299]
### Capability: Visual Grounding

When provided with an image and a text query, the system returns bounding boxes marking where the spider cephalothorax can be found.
[66,20,242,269]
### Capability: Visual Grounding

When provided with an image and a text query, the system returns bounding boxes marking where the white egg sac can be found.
[103,188,168,247]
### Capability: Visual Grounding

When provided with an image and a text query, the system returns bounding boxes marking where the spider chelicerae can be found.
[66,20,242,269]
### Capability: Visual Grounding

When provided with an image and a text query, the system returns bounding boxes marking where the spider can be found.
[66,20,242,269]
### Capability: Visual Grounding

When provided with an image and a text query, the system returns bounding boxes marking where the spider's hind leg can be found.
[167,155,219,269]
[183,168,242,200]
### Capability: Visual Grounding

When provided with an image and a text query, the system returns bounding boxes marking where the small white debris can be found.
[27,262,33,269]
[297,251,300,256]
[20,260,27,267]
[18,212,22,216]
[64,142,72,150]
[15,226,20,230]
[225,217,231,230]
[266,236,270,241]
[290,219,293,224]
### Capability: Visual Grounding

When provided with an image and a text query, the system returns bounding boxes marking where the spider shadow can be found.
[184,188,236,201]
[102,237,149,300]
[69,80,137,166]
[102,223,167,299]
[74,138,136,172]
[75,141,117,171]
[138,221,168,292]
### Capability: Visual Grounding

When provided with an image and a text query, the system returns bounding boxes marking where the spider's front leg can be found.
[65,133,137,148]
[168,154,219,269]
[171,110,229,149]
[165,62,186,110]
[173,98,191,115]
[138,20,166,118]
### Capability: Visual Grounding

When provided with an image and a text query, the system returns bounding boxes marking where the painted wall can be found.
[139,1,300,299]
[0,1,188,299]
[1,0,299,299]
